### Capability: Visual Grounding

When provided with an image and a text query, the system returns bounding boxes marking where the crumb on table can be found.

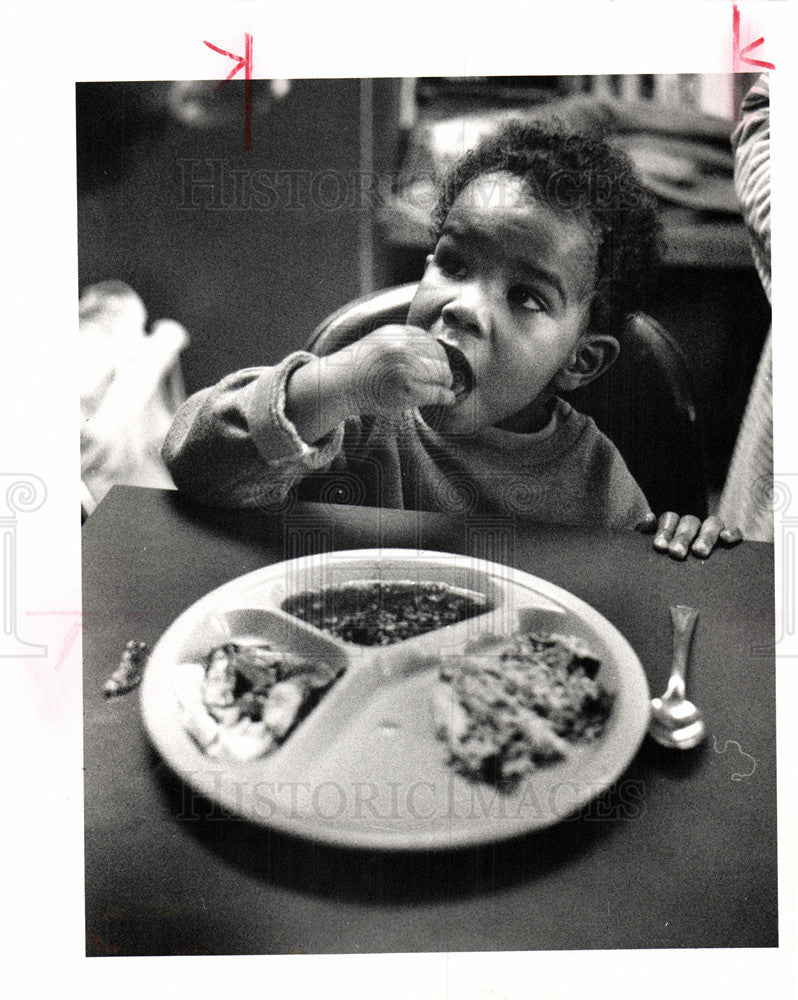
[104,640,149,697]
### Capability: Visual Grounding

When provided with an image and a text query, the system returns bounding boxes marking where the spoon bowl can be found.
[648,605,707,750]
[649,695,707,749]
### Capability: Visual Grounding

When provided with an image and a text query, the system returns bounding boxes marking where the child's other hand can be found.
[341,325,456,417]
[636,512,743,560]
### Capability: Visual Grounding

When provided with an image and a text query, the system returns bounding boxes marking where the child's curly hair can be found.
[431,119,661,339]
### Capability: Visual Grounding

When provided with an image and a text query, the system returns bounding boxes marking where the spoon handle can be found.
[664,605,699,702]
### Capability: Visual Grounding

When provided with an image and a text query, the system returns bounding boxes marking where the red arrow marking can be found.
[733,5,775,72]
[203,33,254,150]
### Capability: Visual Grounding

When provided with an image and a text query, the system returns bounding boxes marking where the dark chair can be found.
[306,284,708,517]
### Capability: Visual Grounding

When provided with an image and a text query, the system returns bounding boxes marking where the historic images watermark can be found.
[175,772,648,827]
[176,159,405,214]
[175,159,652,216]
[752,472,797,656]
[772,474,797,650]
[0,474,47,657]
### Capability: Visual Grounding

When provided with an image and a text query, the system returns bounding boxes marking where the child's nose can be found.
[440,286,491,338]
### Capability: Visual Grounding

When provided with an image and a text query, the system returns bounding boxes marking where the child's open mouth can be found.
[437,339,475,399]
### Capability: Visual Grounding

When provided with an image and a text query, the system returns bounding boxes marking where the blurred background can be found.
[76,74,770,508]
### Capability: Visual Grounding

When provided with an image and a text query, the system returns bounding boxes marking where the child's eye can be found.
[508,285,544,311]
[433,247,468,279]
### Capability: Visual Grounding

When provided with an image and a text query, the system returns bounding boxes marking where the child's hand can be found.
[636,512,743,559]
[341,325,457,417]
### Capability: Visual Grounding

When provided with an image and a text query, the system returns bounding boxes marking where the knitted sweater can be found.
[163,351,652,531]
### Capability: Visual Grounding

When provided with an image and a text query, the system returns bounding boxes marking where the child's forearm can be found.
[284,354,357,445]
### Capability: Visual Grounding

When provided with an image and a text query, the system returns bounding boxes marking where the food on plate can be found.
[431,630,614,785]
[281,580,490,645]
[174,641,342,761]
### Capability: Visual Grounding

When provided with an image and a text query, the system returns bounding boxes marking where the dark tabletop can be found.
[83,486,777,956]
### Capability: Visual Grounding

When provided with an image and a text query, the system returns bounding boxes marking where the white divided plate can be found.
[140,549,651,850]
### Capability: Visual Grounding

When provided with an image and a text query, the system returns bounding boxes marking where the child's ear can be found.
[554,334,620,393]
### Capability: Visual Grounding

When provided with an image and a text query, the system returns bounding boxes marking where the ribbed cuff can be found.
[246,351,345,467]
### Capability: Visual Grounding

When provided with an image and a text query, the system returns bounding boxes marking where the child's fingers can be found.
[667,515,702,559]
[653,512,703,559]
[635,512,658,534]
[690,515,723,558]
[430,359,455,388]
[416,382,457,408]
[409,364,455,400]
[719,526,743,546]
[652,511,680,552]
[652,515,742,559]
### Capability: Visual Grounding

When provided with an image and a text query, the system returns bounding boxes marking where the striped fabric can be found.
[718,74,773,542]
[732,75,771,301]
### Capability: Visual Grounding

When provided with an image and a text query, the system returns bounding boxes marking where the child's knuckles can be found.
[678,514,702,536]
[657,511,680,535]
[352,359,407,412]
[694,518,721,552]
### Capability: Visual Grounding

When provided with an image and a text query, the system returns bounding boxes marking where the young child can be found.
[163,120,738,559]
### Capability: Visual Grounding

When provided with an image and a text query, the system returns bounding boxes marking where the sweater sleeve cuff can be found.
[246,351,345,466]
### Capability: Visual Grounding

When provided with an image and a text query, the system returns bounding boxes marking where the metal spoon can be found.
[649,605,707,750]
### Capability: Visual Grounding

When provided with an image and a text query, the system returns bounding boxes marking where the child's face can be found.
[407,170,600,434]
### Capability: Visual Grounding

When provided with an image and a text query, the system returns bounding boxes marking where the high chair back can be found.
[306,284,708,518]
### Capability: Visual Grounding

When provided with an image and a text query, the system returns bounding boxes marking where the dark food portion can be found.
[434,631,614,787]
[281,581,491,646]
